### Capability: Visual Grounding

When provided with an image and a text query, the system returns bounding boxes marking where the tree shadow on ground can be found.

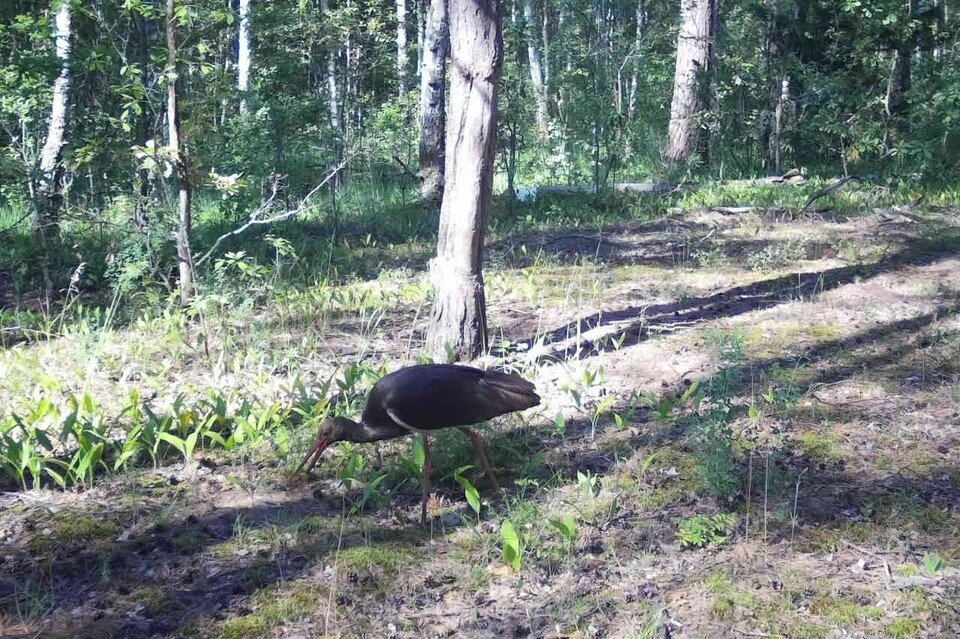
[4,225,958,637]
[5,305,958,638]
[495,233,959,361]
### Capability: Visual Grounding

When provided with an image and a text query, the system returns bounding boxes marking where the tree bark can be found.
[419,0,449,206]
[320,0,342,191]
[426,0,502,362]
[523,1,549,142]
[131,7,154,229]
[884,0,916,152]
[396,0,409,95]
[166,0,194,304]
[237,0,252,113]
[627,0,646,119]
[33,0,73,239]
[664,0,715,164]
[417,0,426,72]
[886,0,915,120]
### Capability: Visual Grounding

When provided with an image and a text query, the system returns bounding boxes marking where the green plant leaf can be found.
[501,520,522,572]
[455,474,481,516]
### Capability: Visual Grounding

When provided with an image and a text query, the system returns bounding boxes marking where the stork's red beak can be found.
[293,436,331,477]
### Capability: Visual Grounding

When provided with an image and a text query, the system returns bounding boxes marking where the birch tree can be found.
[419,0,448,206]
[237,0,252,113]
[33,0,73,240]
[396,0,408,95]
[627,0,646,119]
[523,0,549,142]
[166,0,193,303]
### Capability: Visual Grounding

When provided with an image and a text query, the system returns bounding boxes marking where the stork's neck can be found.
[329,416,383,444]
[350,419,388,444]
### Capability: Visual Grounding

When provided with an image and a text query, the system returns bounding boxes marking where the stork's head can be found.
[292,416,356,477]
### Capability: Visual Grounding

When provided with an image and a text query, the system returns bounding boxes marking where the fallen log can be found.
[523,170,808,200]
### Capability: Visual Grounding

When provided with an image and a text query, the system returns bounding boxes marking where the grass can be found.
[1,182,959,637]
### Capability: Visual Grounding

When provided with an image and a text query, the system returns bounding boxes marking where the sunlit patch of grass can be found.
[215,580,328,639]
[335,543,412,593]
[28,509,120,554]
[887,616,923,639]
[795,431,845,464]
[809,594,883,624]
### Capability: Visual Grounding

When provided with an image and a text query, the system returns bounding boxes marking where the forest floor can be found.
[1,189,959,638]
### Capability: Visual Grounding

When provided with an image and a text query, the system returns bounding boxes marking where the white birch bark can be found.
[34,0,73,237]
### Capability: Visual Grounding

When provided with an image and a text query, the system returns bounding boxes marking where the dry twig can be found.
[195,156,350,267]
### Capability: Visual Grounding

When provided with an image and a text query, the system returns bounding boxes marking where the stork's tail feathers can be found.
[479,369,541,414]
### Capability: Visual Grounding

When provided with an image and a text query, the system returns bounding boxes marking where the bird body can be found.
[294,364,540,522]
[363,364,540,434]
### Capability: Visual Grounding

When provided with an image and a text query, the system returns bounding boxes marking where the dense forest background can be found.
[2,0,958,305]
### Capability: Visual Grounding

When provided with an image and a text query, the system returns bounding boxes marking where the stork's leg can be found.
[421,433,432,525]
[458,427,501,493]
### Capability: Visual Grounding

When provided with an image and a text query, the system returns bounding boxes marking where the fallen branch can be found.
[712,206,758,215]
[708,622,773,637]
[195,156,350,267]
[531,170,808,198]
[799,175,861,216]
[392,154,419,180]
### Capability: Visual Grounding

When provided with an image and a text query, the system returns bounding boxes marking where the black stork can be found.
[294,363,540,523]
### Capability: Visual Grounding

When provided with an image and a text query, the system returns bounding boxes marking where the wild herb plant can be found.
[677,513,737,548]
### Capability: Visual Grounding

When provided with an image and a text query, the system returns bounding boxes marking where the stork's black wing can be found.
[363,364,540,432]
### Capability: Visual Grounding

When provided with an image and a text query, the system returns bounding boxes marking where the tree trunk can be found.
[884,0,916,152]
[419,0,449,206]
[237,0,252,113]
[886,0,915,120]
[664,0,715,164]
[320,0,342,191]
[132,8,153,229]
[166,0,194,304]
[417,0,426,72]
[627,0,646,119]
[426,0,502,362]
[771,77,792,174]
[396,0,409,96]
[33,0,73,240]
[523,1,550,142]
[541,1,549,88]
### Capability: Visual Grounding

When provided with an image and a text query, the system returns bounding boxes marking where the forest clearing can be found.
[2,0,959,637]
[2,185,958,638]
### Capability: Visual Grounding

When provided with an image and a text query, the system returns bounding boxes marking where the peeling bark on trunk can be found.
[419,0,448,206]
[33,0,73,240]
[237,0,252,113]
[426,0,502,362]
[166,0,194,304]
[664,0,715,164]
[396,0,409,95]
[523,1,550,142]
